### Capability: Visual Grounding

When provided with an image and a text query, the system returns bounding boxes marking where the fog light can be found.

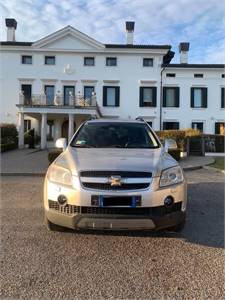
[58,195,67,206]
[164,196,174,207]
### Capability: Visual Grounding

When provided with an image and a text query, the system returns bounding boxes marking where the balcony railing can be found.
[18,93,97,107]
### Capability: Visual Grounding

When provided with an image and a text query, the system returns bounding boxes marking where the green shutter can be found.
[103,86,107,106]
[163,87,167,107]
[202,88,207,108]
[191,87,194,107]
[152,87,157,107]
[139,87,143,107]
[222,88,225,108]
[115,86,120,107]
[175,87,180,107]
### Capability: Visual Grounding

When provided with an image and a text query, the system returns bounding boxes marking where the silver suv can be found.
[44,119,187,231]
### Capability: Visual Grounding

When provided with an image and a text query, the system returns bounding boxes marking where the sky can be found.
[0,0,225,63]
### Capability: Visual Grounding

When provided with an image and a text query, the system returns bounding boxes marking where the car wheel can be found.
[44,214,64,231]
[168,220,186,232]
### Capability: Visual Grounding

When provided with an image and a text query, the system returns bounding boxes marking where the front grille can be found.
[82,182,149,190]
[81,202,182,216]
[48,200,80,214]
[80,171,152,178]
[48,200,182,217]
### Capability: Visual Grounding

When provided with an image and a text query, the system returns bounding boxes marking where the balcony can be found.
[18,93,97,107]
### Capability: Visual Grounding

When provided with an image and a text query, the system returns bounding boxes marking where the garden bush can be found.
[0,123,18,152]
[48,149,62,164]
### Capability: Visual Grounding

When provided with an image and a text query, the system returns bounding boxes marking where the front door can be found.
[44,85,55,105]
[21,84,32,105]
[64,86,75,106]
[84,86,94,104]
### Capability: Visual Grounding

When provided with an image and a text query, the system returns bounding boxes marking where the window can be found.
[139,87,157,107]
[143,58,153,67]
[47,120,54,141]
[194,74,203,78]
[21,55,32,64]
[84,86,94,100]
[163,122,179,130]
[106,57,117,66]
[21,84,32,105]
[166,73,176,77]
[44,85,55,105]
[45,56,55,65]
[191,87,207,108]
[163,87,179,107]
[24,120,31,132]
[84,57,95,66]
[64,86,75,106]
[192,122,203,132]
[221,74,225,78]
[103,86,120,107]
[215,122,225,134]
[221,88,225,108]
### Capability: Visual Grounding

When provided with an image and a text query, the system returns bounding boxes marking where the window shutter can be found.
[175,87,180,107]
[222,88,225,108]
[103,86,107,106]
[190,88,194,107]
[215,122,220,134]
[163,87,167,107]
[152,87,157,107]
[139,87,143,107]
[115,86,120,107]
[202,88,207,108]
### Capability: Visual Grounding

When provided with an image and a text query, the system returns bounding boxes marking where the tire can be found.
[168,220,186,232]
[44,214,64,231]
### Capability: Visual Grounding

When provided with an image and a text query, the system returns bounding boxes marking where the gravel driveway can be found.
[1,169,224,299]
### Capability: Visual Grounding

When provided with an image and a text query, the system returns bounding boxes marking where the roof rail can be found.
[135,117,145,122]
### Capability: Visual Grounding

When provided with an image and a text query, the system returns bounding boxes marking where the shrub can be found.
[0,141,17,152]
[168,149,181,161]
[0,123,18,144]
[48,149,62,164]
[156,129,200,151]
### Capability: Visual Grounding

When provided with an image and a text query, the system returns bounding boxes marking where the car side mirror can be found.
[55,138,67,151]
[164,138,177,152]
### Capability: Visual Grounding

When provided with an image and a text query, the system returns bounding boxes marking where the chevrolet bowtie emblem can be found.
[109,176,122,186]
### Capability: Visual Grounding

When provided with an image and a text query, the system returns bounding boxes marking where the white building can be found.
[0,19,224,149]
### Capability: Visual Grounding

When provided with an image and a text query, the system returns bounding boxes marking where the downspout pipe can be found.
[160,50,175,130]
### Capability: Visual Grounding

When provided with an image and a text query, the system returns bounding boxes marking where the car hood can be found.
[55,147,178,177]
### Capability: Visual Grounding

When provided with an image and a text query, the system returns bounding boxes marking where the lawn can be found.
[210,157,225,170]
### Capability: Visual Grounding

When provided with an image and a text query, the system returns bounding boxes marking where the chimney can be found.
[179,42,190,64]
[5,18,17,41]
[125,21,135,45]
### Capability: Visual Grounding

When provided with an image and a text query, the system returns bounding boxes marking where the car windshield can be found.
[70,122,159,149]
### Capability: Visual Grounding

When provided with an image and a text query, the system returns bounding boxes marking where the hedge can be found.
[156,129,200,150]
[0,141,17,152]
[0,123,18,144]
[48,149,62,164]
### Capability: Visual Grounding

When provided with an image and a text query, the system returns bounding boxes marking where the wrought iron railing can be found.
[19,94,97,107]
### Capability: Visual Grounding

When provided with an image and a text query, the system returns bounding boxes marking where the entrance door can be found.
[84,86,94,104]
[21,84,32,105]
[64,86,75,106]
[44,85,55,105]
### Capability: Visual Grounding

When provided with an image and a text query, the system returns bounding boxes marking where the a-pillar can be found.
[41,113,47,149]
[18,112,24,148]
[68,114,74,141]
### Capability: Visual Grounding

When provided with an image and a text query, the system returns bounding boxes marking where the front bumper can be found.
[45,207,185,231]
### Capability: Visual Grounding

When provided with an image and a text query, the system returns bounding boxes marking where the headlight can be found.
[160,166,184,187]
[47,165,73,186]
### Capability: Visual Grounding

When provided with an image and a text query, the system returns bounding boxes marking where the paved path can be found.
[1,149,216,175]
[1,168,224,299]
[1,149,49,175]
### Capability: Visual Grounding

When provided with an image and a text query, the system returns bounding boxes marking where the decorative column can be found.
[68,114,74,141]
[18,112,24,149]
[41,113,47,149]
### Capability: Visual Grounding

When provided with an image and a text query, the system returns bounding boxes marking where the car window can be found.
[70,122,159,148]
